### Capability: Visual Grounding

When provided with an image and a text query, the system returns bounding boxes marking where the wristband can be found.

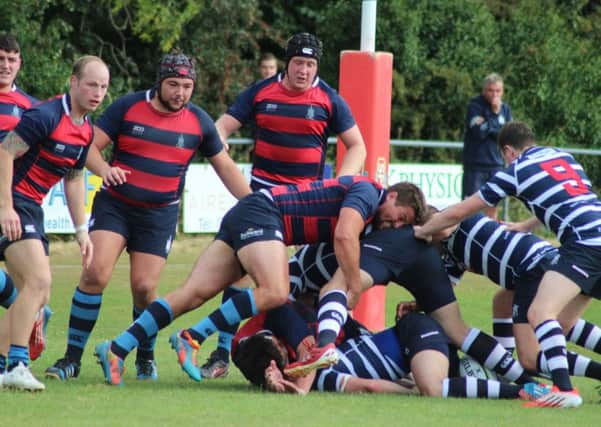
[75,223,88,233]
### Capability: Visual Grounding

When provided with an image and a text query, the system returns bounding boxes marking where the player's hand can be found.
[101,165,131,186]
[265,361,307,395]
[296,336,316,362]
[395,301,418,321]
[75,230,94,268]
[0,206,22,241]
[413,225,432,243]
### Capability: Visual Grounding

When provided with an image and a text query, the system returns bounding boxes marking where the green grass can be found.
[2,236,600,427]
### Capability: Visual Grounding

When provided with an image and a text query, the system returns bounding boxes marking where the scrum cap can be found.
[156,51,196,85]
[285,33,323,63]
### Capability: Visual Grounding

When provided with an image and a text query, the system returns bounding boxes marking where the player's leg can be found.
[95,238,243,385]
[129,251,166,380]
[46,229,125,380]
[492,288,516,353]
[2,240,50,391]
[429,301,533,384]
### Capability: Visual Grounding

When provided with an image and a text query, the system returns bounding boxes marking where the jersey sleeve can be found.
[95,95,132,141]
[13,105,58,148]
[328,93,356,134]
[73,125,94,170]
[478,163,518,206]
[264,302,314,351]
[192,108,224,158]
[342,181,381,220]
[225,83,261,125]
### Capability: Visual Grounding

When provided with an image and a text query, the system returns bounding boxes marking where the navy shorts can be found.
[547,239,601,299]
[89,190,178,258]
[215,192,284,252]
[512,253,555,323]
[0,194,48,260]
[395,312,452,360]
[462,167,501,199]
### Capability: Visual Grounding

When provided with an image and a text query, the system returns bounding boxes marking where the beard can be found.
[157,89,186,113]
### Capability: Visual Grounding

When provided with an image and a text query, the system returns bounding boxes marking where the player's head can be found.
[258,52,278,80]
[283,32,322,91]
[0,33,22,91]
[155,50,196,112]
[375,182,427,229]
[70,55,110,114]
[232,333,287,388]
[497,121,536,163]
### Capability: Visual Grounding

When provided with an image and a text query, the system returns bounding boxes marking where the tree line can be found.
[4,0,601,187]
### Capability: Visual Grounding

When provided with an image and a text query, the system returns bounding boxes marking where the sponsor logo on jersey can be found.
[266,103,278,112]
[55,143,66,153]
[132,125,145,135]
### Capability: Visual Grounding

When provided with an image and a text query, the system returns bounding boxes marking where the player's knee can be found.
[80,265,111,290]
[418,380,442,397]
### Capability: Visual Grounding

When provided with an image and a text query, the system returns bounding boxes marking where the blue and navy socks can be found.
[65,287,102,362]
[317,290,348,347]
[133,305,157,362]
[0,269,17,309]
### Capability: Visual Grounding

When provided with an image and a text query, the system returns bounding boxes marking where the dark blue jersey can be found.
[267,176,384,245]
[443,212,557,288]
[96,90,223,207]
[0,84,37,142]
[227,73,355,188]
[480,146,601,246]
[462,95,512,169]
[13,94,92,204]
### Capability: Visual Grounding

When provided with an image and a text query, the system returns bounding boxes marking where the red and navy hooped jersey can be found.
[227,73,356,188]
[12,94,92,204]
[479,146,601,246]
[443,212,557,289]
[96,90,223,207]
[266,176,384,245]
[0,84,37,142]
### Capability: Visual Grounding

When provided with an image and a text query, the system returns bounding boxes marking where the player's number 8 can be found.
[540,158,588,196]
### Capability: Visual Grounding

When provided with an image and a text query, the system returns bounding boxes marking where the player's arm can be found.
[333,207,366,307]
[337,124,366,176]
[0,131,30,241]
[341,376,417,394]
[86,126,130,186]
[264,360,314,395]
[414,194,487,243]
[502,216,541,233]
[64,168,93,268]
[208,149,251,199]
[214,113,242,150]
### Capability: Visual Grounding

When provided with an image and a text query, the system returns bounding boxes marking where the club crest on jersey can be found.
[176,134,185,148]
[240,228,264,240]
[306,105,315,120]
[498,115,506,125]
[132,125,145,136]
[11,105,21,117]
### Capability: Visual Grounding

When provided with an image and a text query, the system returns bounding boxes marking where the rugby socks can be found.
[7,345,29,370]
[535,320,573,391]
[538,350,601,380]
[65,287,102,362]
[461,328,533,384]
[0,269,17,308]
[133,305,156,362]
[317,290,348,347]
[111,298,173,359]
[186,288,258,345]
[567,318,601,354]
[212,286,247,361]
[0,354,6,374]
[492,317,515,354]
[442,377,521,398]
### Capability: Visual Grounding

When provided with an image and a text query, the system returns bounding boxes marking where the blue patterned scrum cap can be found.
[285,33,323,62]
[156,51,197,84]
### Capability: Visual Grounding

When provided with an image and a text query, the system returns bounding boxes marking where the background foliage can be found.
[2,0,601,184]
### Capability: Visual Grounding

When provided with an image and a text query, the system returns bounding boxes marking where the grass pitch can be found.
[2,235,600,427]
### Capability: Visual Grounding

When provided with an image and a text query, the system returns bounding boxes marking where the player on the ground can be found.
[0,56,109,391]
[281,225,535,386]
[201,32,367,379]
[94,178,423,386]
[415,121,601,408]
[45,51,251,382]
